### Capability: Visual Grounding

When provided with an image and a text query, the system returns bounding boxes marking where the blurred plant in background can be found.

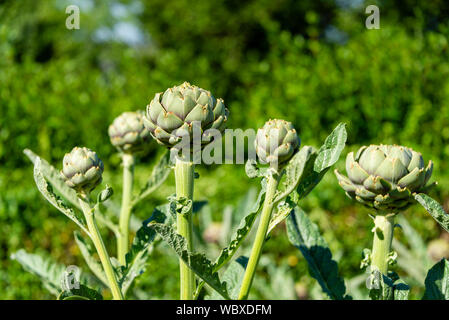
[1,0,449,299]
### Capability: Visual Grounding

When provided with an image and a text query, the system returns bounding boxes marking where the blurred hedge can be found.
[1,0,449,299]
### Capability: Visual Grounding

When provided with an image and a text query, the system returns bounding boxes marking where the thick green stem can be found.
[238,173,280,300]
[79,197,124,300]
[117,154,135,266]
[175,158,195,300]
[371,214,395,275]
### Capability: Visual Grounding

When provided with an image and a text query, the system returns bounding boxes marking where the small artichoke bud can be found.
[335,144,434,212]
[255,119,301,168]
[108,111,151,154]
[97,185,113,203]
[61,147,104,194]
[144,82,229,149]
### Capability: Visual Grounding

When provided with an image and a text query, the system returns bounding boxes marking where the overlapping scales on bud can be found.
[143,82,229,149]
[61,147,104,193]
[108,111,151,154]
[255,119,301,168]
[335,144,434,212]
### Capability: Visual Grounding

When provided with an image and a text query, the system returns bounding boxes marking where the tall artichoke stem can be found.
[371,214,395,275]
[238,172,281,300]
[79,196,124,300]
[175,158,195,300]
[118,154,135,266]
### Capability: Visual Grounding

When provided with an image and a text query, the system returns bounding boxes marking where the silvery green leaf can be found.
[267,196,295,234]
[33,158,90,237]
[195,187,265,299]
[24,149,81,210]
[11,249,67,296]
[296,123,347,200]
[150,223,231,300]
[415,193,449,233]
[118,204,170,296]
[286,207,349,300]
[133,151,172,206]
[209,256,248,300]
[423,258,449,300]
[58,283,103,300]
[273,146,315,204]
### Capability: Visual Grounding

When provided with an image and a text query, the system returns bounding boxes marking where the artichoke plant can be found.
[143,82,229,150]
[255,119,301,169]
[108,111,151,154]
[335,144,433,212]
[61,146,104,194]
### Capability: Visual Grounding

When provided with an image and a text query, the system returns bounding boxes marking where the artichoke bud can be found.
[335,144,434,212]
[144,82,229,151]
[254,119,301,169]
[61,147,104,194]
[108,111,151,154]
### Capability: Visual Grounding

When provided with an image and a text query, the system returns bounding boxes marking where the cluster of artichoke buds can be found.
[335,144,434,212]
[143,82,229,150]
[61,147,104,194]
[108,111,151,154]
[255,119,301,170]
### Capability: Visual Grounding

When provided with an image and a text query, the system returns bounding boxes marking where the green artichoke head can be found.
[61,147,104,194]
[108,111,151,154]
[255,119,301,169]
[143,82,229,149]
[335,144,434,212]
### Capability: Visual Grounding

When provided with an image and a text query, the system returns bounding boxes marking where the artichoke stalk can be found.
[61,147,124,300]
[239,119,300,300]
[108,111,150,265]
[334,144,434,279]
[145,82,229,299]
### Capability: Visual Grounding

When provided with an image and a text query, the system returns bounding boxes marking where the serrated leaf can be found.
[273,146,315,204]
[118,204,170,296]
[296,123,347,200]
[415,193,449,233]
[393,279,410,300]
[74,231,108,286]
[150,223,231,299]
[11,249,67,296]
[133,151,171,206]
[286,207,349,300]
[195,188,264,299]
[33,159,90,237]
[423,258,449,300]
[213,185,266,271]
[58,283,103,300]
[368,270,409,300]
[267,196,295,234]
[314,123,347,172]
[24,149,81,210]
[209,256,248,300]
[368,269,394,300]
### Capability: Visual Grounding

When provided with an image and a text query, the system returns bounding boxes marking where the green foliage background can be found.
[1,0,449,299]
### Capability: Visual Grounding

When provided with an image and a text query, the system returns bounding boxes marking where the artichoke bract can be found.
[255,119,301,168]
[108,111,151,154]
[143,82,228,149]
[61,147,104,194]
[335,144,434,212]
